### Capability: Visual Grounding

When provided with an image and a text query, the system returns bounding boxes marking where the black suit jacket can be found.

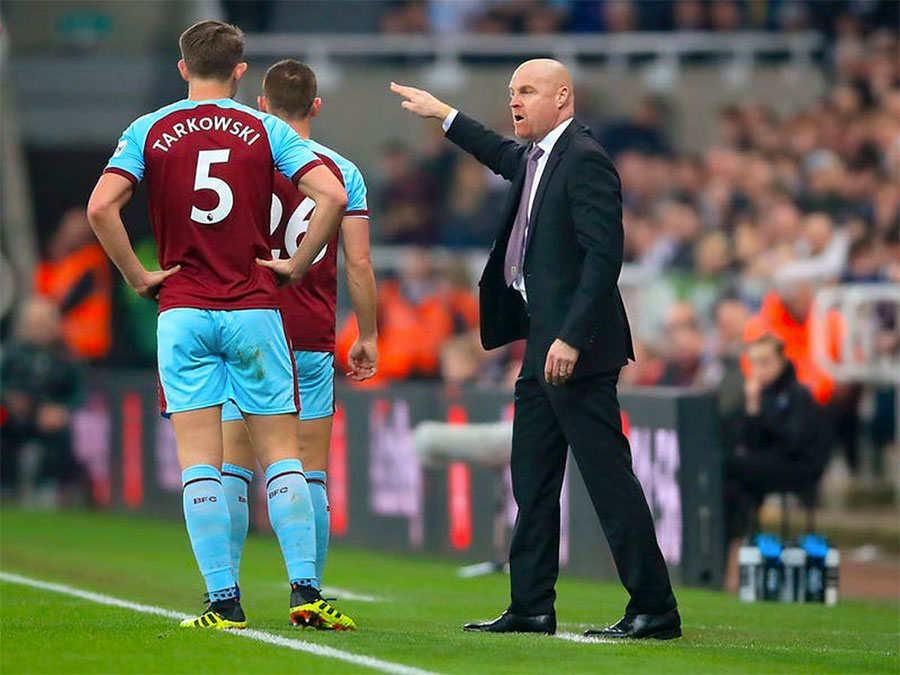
[446,113,634,377]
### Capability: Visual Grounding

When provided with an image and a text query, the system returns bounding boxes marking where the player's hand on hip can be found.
[389,82,452,120]
[256,257,303,286]
[348,337,378,381]
[545,338,579,386]
[134,265,181,301]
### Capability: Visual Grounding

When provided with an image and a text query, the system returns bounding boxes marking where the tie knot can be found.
[529,146,544,162]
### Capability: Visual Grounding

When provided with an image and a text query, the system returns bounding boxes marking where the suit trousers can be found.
[507,368,677,616]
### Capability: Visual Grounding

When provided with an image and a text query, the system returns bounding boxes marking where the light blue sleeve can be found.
[263,115,321,180]
[344,164,368,215]
[104,121,145,183]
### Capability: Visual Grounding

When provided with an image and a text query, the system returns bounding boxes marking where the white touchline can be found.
[321,587,383,603]
[0,571,436,675]
[266,582,384,603]
[554,632,619,644]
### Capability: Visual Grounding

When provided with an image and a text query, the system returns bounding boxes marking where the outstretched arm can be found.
[389,82,525,180]
[87,173,180,300]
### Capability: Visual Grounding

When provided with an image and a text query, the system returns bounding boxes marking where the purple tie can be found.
[504,145,545,286]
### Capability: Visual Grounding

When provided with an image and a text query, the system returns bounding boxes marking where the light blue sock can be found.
[182,464,236,601]
[306,471,330,588]
[265,459,317,586]
[222,462,253,582]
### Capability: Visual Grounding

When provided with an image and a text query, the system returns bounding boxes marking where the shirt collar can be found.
[535,117,574,156]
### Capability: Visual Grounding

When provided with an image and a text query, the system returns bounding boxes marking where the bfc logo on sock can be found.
[238,495,248,503]
[268,486,288,499]
[193,495,218,504]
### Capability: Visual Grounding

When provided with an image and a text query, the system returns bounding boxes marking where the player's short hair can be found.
[263,60,317,120]
[179,20,244,81]
[746,333,785,358]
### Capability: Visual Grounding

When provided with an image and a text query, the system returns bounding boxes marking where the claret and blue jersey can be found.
[270,138,369,353]
[105,98,325,416]
[104,98,324,312]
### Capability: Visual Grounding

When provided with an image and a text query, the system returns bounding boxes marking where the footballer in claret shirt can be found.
[220,59,378,629]
[86,21,352,632]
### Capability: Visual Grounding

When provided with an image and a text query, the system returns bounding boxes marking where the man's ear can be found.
[177,59,190,82]
[233,62,248,82]
[557,85,569,109]
[258,96,269,113]
[310,97,323,118]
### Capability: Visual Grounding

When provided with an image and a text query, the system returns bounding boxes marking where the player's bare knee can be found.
[244,412,301,467]
[297,416,333,472]
[222,420,255,471]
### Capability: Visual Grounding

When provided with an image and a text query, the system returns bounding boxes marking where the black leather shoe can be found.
[464,610,556,634]
[584,608,681,640]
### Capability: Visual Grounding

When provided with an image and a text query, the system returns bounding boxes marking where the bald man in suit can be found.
[391,60,680,640]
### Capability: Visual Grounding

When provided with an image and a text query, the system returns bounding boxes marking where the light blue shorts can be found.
[157,308,298,418]
[222,350,334,423]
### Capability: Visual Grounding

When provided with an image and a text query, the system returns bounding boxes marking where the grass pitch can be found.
[1,509,897,674]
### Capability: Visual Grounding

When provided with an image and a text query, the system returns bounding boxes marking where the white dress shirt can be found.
[443,110,573,302]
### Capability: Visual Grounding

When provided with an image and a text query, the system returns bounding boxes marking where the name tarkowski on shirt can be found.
[150,114,261,153]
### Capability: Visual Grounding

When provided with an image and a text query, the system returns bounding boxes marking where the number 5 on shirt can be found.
[191,149,233,225]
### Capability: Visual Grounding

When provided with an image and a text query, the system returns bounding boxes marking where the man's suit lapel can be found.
[524,120,578,256]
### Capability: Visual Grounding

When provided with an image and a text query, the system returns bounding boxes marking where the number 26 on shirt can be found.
[269,194,327,266]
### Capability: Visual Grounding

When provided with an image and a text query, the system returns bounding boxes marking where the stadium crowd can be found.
[225,0,899,37]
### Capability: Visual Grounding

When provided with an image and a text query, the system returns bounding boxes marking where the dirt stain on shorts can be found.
[235,346,266,381]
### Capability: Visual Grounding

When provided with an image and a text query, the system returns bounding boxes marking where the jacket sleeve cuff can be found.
[558,325,591,352]
[441,108,459,133]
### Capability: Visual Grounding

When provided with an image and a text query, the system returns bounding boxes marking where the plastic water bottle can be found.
[800,534,830,603]
[825,549,840,606]
[738,545,762,603]
[781,546,807,603]
[756,534,784,602]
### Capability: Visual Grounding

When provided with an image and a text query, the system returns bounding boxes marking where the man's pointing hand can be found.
[389,82,452,120]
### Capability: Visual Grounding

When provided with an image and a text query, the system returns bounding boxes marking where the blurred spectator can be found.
[418,257,480,376]
[672,0,705,31]
[33,207,112,361]
[621,340,664,387]
[658,303,707,387]
[725,334,827,541]
[743,277,843,405]
[598,96,672,159]
[427,0,488,34]
[375,142,438,244]
[602,0,637,33]
[439,155,504,247]
[337,252,479,383]
[666,201,705,270]
[708,296,752,449]
[468,0,567,34]
[380,0,430,34]
[709,0,743,32]
[0,299,85,505]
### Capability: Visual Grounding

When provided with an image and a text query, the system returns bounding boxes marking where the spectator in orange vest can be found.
[337,254,480,384]
[336,277,420,387]
[416,258,479,376]
[34,208,112,361]
[742,278,843,405]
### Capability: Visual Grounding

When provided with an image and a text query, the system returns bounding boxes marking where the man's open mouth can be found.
[513,114,524,122]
